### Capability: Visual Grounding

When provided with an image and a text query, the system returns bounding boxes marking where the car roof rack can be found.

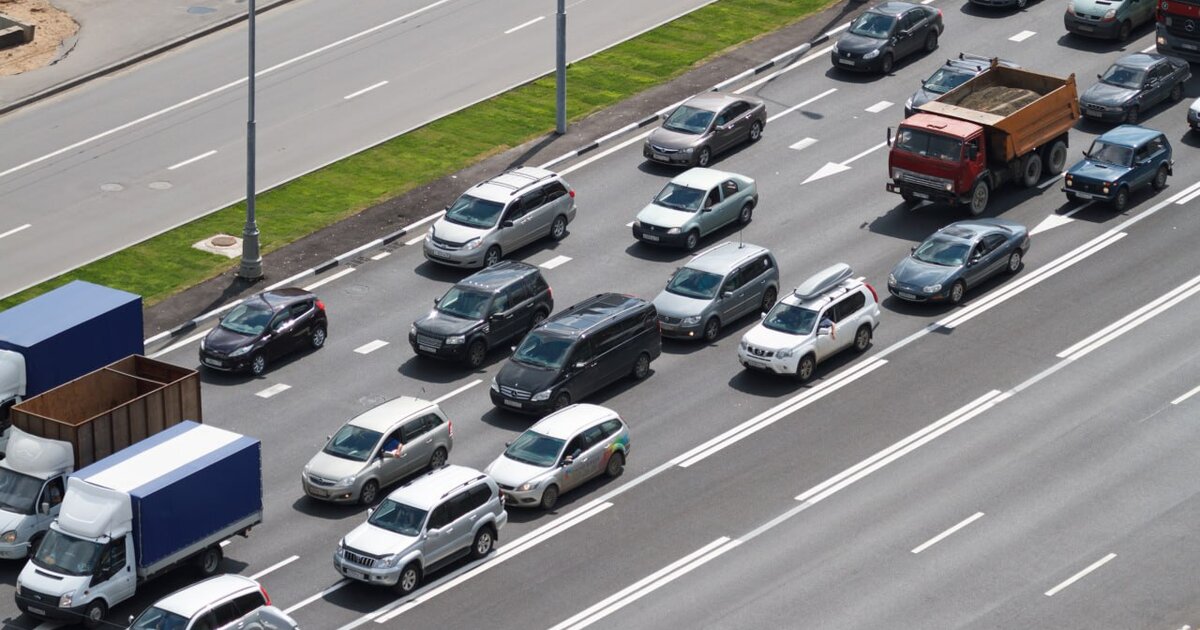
[485,169,548,192]
[793,263,854,301]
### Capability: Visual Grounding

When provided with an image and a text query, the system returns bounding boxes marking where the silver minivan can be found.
[302,397,453,505]
[423,167,577,268]
[653,241,779,342]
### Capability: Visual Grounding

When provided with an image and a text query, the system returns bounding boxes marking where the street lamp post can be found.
[238,0,263,280]
[555,0,566,134]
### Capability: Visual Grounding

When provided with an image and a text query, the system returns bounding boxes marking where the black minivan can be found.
[490,293,662,414]
[410,261,554,368]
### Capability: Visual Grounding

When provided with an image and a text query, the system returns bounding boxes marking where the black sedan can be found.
[888,219,1029,305]
[831,2,943,74]
[1079,53,1191,124]
[199,288,328,376]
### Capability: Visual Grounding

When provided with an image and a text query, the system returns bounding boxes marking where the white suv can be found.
[737,263,880,381]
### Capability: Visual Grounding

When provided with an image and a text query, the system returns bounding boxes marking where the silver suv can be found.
[302,397,453,505]
[423,167,577,268]
[128,574,270,630]
[738,263,881,381]
[333,465,507,595]
[653,241,779,342]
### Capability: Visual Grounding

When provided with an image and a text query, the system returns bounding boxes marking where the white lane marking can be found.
[250,555,300,580]
[734,44,836,94]
[789,137,818,151]
[0,0,456,181]
[405,233,427,246]
[625,220,636,227]
[672,358,888,468]
[1141,43,1158,53]
[432,379,481,404]
[403,211,446,245]
[1057,273,1200,360]
[344,80,389,100]
[220,540,231,547]
[865,100,893,113]
[1037,172,1065,190]
[1045,553,1116,596]
[354,339,389,354]
[547,537,740,630]
[920,0,935,4]
[256,383,291,399]
[1176,184,1200,205]
[0,223,32,240]
[765,88,837,123]
[911,512,985,554]
[796,391,1001,504]
[504,15,545,34]
[1009,30,1036,42]
[284,579,351,614]
[843,141,887,165]
[167,149,218,171]
[1030,203,1090,236]
[148,328,211,359]
[802,141,887,184]
[374,502,613,622]
[1171,383,1200,405]
[539,255,572,269]
[370,251,391,260]
[303,267,355,291]
[560,129,654,175]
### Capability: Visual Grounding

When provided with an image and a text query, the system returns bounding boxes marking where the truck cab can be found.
[0,429,72,560]
[16,520,136,627]
[888,114,988,209]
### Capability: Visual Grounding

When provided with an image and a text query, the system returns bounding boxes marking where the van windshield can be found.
[504,431,565,468]
[666,268,723,300]
[324,425,383,462]
[512,331,573,370]
[0,468,42,515]
[130,607,189,630]
[219,301,272,336]
[444,194,505,229]
[31,529,104,576]
[762,303,818,336]
[368,500,428,537]
[895,128,962,162]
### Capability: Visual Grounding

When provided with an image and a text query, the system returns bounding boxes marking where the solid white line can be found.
[842,141,888,166]
[255,383,291,399]
[167,149,218,171]
[432,379,481,404]
[539,255,572,269]
[504,15,544,34]
[1141,43,1158,53]
[625,220,636,227]
[344,80,389,100]
[148,328,211,359]
[354,340,390,355]
[303,267,355,291]
[865,100,893,113]
[789,137,818,151]
[911,512,985,554]
[284,579,351,614]
[370,251,391,260]
[1057,273,1200,358]
[220,540,231,547]
[1172,180,1200,203]
[1037,172,1065,190]
[735,44,836,94]
[548,538,739,630]
[405,233,427,246]
[1176,185,1200,206]
[1009,30,1036,42]
[0,223,32,240]
[559,129,654,176]
[920,0,935,4]
[1171,383,1200,405]
[1057,274,1200,360]
[765,88,837,123]
[249,555,300,580]
[1045,553,1116,596]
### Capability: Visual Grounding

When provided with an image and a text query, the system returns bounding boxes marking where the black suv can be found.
[490,293,662,415]
[410,262,553,368]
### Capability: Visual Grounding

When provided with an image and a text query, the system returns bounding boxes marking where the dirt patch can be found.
[0,0,78,76]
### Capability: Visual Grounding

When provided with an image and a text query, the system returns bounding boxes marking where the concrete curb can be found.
[0,0,296,116]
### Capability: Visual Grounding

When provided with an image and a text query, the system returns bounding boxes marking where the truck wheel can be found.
[1112,186,1130,212]
[968,180,989,216]
[1152,165,1169,191]
[1045,140,1068,175]
[196,545,223,576]
[1020,153,1043,187]
[82,600,107,629]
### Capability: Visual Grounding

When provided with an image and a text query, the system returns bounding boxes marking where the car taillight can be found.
[261,587,271,606]
[316,299,326,311]
[568,188,575,198]
[448,420,454,438]
[864,283,879,304]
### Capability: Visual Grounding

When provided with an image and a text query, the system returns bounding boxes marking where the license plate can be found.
[1085,110,1102,117]
[343,569,365,580]
[309,488,328,497]
[204,358,223,367]
[898,291,917,300]
[642,234,660,242]
[1076,24,1093,31]
[504,399,523,409]
[653,154,670,162]
[912,191,929,199]
[27,606,45,616]
[1073,191,1095,199]
[1183,43,1199,50]
[419,345,437,354]
[743,356,767,368]
[428,250,450,259]
[838,58,855,66]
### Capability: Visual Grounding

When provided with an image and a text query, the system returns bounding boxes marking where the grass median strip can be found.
[2,0,834,310]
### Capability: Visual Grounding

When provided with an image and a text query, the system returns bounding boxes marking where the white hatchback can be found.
[128,574,270,630]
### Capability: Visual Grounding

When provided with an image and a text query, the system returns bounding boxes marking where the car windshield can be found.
[666,267,723,300]
[923,68,973,94]
[849,12,895,39]
[324,425,383,462]
[762,303,819,336]
[0,468,42,515]
[504,431,566,468]
[130,607,190,630]
[368,499,428,537]
[1100,64,1146,90]
[913,236,970,266]
[437,286,492,320]
[444,193,505,229]
[663,105,715,135]
[894,128,962,162]
[1087,140,1134,167]
[219,301,273,336]
[654,183,706,211]
[31,529,104,576]
[512,331,573,370]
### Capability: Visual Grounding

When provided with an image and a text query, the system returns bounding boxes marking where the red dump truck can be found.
[886,61,1080,215]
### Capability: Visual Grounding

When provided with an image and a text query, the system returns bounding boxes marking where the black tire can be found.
[250,353,267,377]
[483,246,502,267]
[466,339,487,369]
[1020,152,1043,188]
[396,563,421,595]
[1045,139,1068,175]
[1007,250,1023,274]
[796,354,816,383]
[925,31,938,52]
[1113,186,1130,212]
[428,447,448,470]
[1152,165,1169,191]
[81,600,107,629]
[696,147,712,167]
[529,309,548,332]
[196,545,222,576]
[853,325,872,353]
[606,451,626,478]
[1171,82,1184,103]
[1117,20,1132,42]
[469,526,495,560]
[880,53,894,74]
[359,480,379,505]
[310,326,327,349]
[968,180,989,216]
[632,352,652,380]
[1125,105,1139,124]
[738,202,753,225]
[684,230,700,251]
[1016,0,1027,8]
[761,287,778,313]
[748,120,763,142]
[540,484,560,510]
[949,280,967,305]
[552,391,571,411]
[702,317,721,342]
[550,215,568,241]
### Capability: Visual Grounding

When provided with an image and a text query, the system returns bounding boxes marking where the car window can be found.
[41,477,65,508]
[427,504,451,530]
[489,292,509,315]
[191,612,218,630]
[507,281,530,305]
[970,242,988,260]
[521,189,547,211]
[591,323,623,355]
[210,601,242,626]
[442,492,471,523]
[982,234,1006,251]
[704,188,721,208]
[527,273,550,296]
[400,418,427,443]
[1135,142,1154,162]
[503,200,527,222]
[1151,63,1172,82]
[833,292,867,321]
[100,537,126,576]
[456,484,491,514]
[232,591,267,616]
[722,270,743,293]
[423,413,445,431]
[1148,136,1166,155]
[564,436,587,459]
[849,11,895,38]
[721,180,739,197]
[289,301,311,320]
[582,425,605,448]
[570,339,593,365]
[269,311,289,332]
[600,419,623,438]
[715,107,732,126]
[543,181,569,201]
[739,255,772,285]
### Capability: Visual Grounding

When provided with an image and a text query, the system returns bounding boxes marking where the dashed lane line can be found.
[354,340,390,355]
[255,384,291,399]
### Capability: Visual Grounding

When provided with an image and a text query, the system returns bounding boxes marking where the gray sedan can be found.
[1079,53,1191,124]
[643,92,766,167]
[632,168,758,251]
[887,219,1029,304]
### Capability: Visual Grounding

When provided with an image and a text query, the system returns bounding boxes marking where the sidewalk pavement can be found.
[0,0,292,114]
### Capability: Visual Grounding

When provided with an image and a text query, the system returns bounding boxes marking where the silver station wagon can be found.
[631,168,758,251]
[653,242,779,342]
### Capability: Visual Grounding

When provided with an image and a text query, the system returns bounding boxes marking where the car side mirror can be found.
[1096,73,1103,81]
[818,325,832,336]
[501,220,514,228]
[443,205,450,211]
[573,361,588,370]
[561,455,574,466]
[39,502,49,515]
[433,297,440,305]
[505,441,512,448]
[367,508,374,517]
[721,291,733,299]
[760,312,767,320]
[968,256,980,266]
[660,112,670,121]
[129,615,135,624]
[886,126,893,146]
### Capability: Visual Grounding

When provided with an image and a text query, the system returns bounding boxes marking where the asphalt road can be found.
[0,0,714,299]
[3,0,1200,628]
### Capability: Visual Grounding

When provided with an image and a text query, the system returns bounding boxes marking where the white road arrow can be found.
[1030,203,1090,236]
[803,141,888,185]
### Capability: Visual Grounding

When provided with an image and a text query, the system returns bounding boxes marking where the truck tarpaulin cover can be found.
[72,421,262,569]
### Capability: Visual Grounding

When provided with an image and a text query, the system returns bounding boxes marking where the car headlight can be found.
[1065,175,1073,186]
[491,377,499,392]
[1102,182,1111,193]
[446,335,465,345]
[464,238,482,250]
[229,345,252,357]
[888,273,897,287]
[943,181,953,191]
[59,594,72,608]
[632,219,641,228]
[682,147,694,155]
[1103,8,1116,19]
[904,97,914,112]
[336,539,346,556]
[337,475,357,487]
[739,338,749,350]
[680,315,702,325]
[891,167,902,179]
[199,337,206,351]
[531,389,553,402]
[409,324,417,337]
[518,482,536,492]
[922,284,942,294]
[863,49,881,60]
[14,584,20,596]
[424,228,433,242]
[1066,1,1075,15]
[666,227,682,235]
[776,347,796,359]
[0,531,16,544]
[379,554,402,568]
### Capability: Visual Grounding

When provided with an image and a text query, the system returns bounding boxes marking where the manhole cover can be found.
[210,235,237,247]
[100,183,124,192]
[149,181,173,190]
[345,284,369,295]
[358,394,389,407]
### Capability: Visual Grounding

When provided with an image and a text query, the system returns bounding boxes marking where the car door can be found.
[1130,142,1155,187]
[893,12,917,58]
[422,502,460,565]
[697,186,724,235]
[541,181,572,236]
[964,240,992,286]
[712,105,737,153]
[35,476,64,533]
[733,256,771,320]
[717,102,751,152]
[831,291,867,353]
[265,310,293,360]
[812,303,841,361]
[485,291,518,346]
[716,179,744,228]
[376,426,407,485]
[519,187,552,243]
[93,536,136,607]
[497,282,534,344]
[558,433,592,492]
[979,233,1009,279]
[564,339,601,398]
[588,324,628,392]
[398,417,434,478]
[498,200,531,251]
[288,300,314,346]
[440,490,476,556]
